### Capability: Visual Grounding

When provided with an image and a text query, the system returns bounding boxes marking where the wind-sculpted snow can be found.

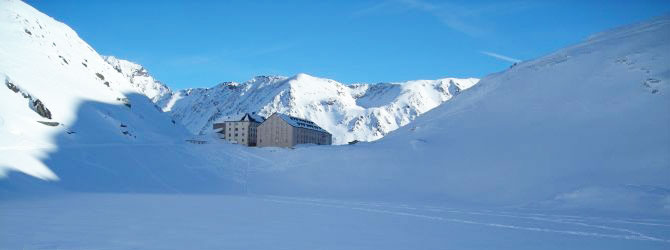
[157,73,478,144]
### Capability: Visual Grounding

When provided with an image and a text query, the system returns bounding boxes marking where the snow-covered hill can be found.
[0,0,196,183]
[238,15,670,212]
[157,73,478,144]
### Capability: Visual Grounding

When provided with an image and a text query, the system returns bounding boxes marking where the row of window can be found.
[226,132,256,138]
[258,138,288,144]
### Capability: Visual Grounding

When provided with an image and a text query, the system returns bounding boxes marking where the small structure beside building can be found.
[213,113,265,146]
[257,113,332,147]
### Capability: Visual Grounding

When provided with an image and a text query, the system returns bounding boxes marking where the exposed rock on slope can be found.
[4,77,52,119]
[0,0,190,181]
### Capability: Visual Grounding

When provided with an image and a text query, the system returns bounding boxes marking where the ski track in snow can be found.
[260,196,670,243]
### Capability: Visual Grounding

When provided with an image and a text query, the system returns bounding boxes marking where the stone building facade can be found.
[213,113,264,146]
[257,113,332,147]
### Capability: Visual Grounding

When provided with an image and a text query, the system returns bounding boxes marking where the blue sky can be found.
[27,0,670,89]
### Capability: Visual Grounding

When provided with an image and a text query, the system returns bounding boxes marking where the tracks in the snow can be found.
[261,195,670,243]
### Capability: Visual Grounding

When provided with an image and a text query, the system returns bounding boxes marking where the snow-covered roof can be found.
[242,113,265,123]
[276,113,329,133]
[216,113,265,123]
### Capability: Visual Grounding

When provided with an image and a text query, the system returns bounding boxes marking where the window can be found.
[235,133,238,136]
[235,128,238,131]
[228,134,231,137]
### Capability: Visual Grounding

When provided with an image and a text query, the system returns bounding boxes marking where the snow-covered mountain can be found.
[100,44,478,145]
[103,56,172,102]
[0,0,194,182]
[157,73,478,144]
[239,15,670,211]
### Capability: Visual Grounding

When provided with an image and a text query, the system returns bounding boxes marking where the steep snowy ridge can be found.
[103,56,172,102]
[0,0,190,181]
[158,72,478,144]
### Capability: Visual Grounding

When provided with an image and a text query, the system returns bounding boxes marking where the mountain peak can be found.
[159,71,479,143]
[246,75,288,85]
[293,73,313,80]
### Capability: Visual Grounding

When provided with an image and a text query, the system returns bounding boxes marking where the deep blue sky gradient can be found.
[26,0,670,89]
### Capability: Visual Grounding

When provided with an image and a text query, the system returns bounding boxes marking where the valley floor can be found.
[1,193,669,250]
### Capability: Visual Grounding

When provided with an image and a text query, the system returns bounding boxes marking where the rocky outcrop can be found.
[5,77,52,119]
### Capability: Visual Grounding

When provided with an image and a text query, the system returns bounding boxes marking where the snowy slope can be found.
[1,2,668,248]
[103,56,172,102]
[0,0,195,182]
[1,0,668,217]
[235,15,670,212]
[158,73,478,144]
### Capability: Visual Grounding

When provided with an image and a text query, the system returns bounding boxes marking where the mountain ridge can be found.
[107,61,479,144]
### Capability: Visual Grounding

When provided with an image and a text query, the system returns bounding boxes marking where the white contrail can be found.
[480,51,521,63]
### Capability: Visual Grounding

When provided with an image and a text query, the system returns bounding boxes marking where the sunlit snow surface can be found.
[1,194,669,250]
[1,0,670,248]
[0,0,190,180]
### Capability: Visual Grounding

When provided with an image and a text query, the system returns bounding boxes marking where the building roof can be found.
[241,113,265,123]
[215,113,265,123]
[275,113,329,133]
